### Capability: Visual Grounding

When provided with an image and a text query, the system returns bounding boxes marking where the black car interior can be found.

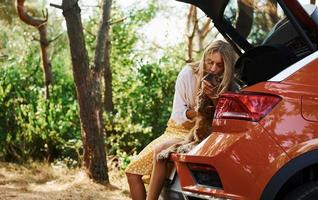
[235,45,297,86]
[235,15,316,86]
[232,3,318,86]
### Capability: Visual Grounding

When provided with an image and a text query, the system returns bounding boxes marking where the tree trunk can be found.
[61,0,108,182]
[186,5,213,61]
[197,19,211,51]
[101,0,114,112]
[38,25,52,99]
[267,0,279,27]
[186,5,197,63]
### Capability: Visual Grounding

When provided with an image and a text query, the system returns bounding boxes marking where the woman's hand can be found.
[202,80,218,99]
[186,109,197,120]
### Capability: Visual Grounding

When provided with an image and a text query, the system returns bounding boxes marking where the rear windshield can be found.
[224,0,285,45]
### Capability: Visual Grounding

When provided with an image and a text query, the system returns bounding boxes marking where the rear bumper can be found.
[161,174,228,200]
[165,119,289,200]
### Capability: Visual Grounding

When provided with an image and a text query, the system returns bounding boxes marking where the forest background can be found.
[1,0,216,183]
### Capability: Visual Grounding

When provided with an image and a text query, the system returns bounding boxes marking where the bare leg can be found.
[147,138,183,200]
[147,158,168,200]
[126,173,146,200]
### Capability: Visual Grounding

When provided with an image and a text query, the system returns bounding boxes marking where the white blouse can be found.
[170,65,197,125]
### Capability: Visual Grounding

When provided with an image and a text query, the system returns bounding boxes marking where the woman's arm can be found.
[170,67,196,124]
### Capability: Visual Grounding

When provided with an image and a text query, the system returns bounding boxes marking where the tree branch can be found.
[48,32,63,43]
[16,0,52,99]
[16,0,47,27]
[93,0,112,74]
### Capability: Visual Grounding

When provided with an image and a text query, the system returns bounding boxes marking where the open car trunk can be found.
[177,0,318,86]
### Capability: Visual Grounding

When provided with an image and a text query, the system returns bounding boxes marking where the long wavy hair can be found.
[189,40,237,98]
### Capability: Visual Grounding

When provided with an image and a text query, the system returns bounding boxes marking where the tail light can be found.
[188,163,223,188]
[215,92,281,122]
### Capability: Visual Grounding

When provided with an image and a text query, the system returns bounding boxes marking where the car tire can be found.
[283,181,318,200]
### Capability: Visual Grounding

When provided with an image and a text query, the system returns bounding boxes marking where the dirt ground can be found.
[0,162,131,200]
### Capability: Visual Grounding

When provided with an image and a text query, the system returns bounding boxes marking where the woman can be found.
[125,40,238,200]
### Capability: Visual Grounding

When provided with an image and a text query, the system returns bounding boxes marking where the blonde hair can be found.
[189,40,237,98]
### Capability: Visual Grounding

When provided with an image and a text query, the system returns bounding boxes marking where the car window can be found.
[224,0,285,46]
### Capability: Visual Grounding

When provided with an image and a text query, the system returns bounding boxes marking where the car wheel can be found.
[283,181,318,200]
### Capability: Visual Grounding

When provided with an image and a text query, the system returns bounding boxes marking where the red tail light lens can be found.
[215,92,281,122]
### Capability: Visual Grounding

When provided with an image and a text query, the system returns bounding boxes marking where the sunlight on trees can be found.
[0,0,275,182]
[0,0,186,176]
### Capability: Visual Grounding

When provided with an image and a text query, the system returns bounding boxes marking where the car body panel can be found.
[284,57,318,85]
[171,119,288,200]
[260,149,318,200]
[259,59,318,160]
[270,51,318,81]
[302,95,318,122]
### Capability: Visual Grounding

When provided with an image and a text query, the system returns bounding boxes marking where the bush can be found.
[0,63,81,162]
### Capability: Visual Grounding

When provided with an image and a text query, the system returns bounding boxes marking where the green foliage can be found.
[0,0,48,24]
[0,0,18,24]
[0,0,189,167]
[0,13,81,163]
[248,10,272,45]
[0,62,80,162]
[102,2,187,156]
[105,57,181,155]
[81,1,184,157]
[127,0,158,26]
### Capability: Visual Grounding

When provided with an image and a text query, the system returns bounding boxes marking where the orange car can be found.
[161,0,318,199]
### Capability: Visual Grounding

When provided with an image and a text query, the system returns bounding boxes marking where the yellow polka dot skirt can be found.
[125,119,194,180]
